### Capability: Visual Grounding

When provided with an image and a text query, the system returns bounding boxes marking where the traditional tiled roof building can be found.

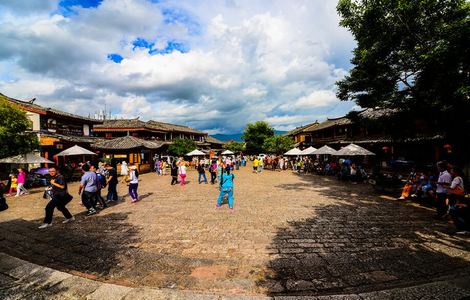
[93,118,208,142]
[1,92,102,160]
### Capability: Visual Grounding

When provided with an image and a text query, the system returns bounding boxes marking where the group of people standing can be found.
[37,161,140,229]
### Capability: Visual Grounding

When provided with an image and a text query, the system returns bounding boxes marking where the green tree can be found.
[336,0,470,140]
[168,138,196,156]
[263,135,294,155]
[242,121,275,153]
[0,96,39,158]
[224,141,246,153]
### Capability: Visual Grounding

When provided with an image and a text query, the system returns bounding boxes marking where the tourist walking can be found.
[105,163,119,202]
[170,160,178,185]
[38,166,74,229]
[129,165,139,203]
[209,160,217,184]
[161,160,167,176]
[78,164,98,216]
[435,161,452,219]
[155,159,161,175]
[120,161,129,176]
[91,164,107,209]
[197,161,207,184]
[253,158,259,173]
[178,161,187,186]
[7,171,18,196]
[216,167,235,211]
[15,168,28,197]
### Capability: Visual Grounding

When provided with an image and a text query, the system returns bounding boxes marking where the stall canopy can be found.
[312,145,338,155]
[0,152,54,164]
[334,143,375,156]
[284,148,302,156]
[300,146,317,155]
[55,145,97,157]
[186,149,205,156]
[221,150,234,155]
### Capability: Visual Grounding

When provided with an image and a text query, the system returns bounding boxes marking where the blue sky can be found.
[0,0,357,134]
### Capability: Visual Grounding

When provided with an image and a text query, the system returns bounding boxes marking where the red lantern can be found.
[382,146,390,153]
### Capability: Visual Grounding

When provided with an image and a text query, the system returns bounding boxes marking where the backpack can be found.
[97,173,107,188]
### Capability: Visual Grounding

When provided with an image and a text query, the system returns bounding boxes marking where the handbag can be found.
[449,186,465,196]
[43,186,53,200]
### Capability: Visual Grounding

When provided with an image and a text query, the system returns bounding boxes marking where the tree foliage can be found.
[336,0,470,140]
[263,135,294,155]
[0,96,39,158]
[242,121,275,153]
[223,141,246,153]
[168,138,196,156]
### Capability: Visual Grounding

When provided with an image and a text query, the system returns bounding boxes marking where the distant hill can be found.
[212,130,286,142]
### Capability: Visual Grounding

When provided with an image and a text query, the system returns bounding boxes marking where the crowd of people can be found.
[397,161,468,234]
[37,161,139,229]
[0,152,467,235]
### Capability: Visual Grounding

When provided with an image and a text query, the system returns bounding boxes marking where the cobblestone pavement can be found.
[0,165,469,297]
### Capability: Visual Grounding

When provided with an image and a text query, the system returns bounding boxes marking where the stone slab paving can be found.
[1,164,470,298]
[1,253,470,299]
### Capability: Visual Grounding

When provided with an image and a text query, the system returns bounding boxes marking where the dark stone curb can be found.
[1,252,469,299]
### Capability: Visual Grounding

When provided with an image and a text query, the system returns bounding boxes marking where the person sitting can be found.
[398,168,418,200]
[350,163,358,184]
[448,168,468,235]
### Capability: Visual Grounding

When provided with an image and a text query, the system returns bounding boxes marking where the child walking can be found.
[129,165,139,203]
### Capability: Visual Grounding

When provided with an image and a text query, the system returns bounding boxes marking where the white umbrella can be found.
[221,150,234,155]
[55,145,96,156]
[312,145,338,155]
[284,148,302,156]
[334,143,375,156]
[300,146,317,155]
[0,152,54,164]
[186,149,205,156]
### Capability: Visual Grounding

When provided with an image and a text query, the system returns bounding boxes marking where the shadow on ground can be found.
[0,212,213,290]
[260,174,470,296]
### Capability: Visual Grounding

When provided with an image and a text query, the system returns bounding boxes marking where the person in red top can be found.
[15,168,28,197]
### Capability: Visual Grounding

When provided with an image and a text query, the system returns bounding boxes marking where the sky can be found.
[0,0,357,134]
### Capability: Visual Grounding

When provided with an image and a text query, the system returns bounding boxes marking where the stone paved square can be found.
[1,165,469,297]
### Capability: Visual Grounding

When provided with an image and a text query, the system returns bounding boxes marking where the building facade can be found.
[3,93,102,162]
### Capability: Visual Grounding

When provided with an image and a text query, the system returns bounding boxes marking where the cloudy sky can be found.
[0,0,356,134]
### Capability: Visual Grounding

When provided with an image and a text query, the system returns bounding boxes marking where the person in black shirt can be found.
[105,163,118,202]
[197,161,207,184]
[39,166,74,229]
[170,160,178,185]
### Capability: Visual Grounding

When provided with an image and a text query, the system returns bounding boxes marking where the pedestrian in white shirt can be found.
[435,161,452,219]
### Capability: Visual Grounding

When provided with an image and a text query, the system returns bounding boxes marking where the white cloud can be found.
[0,0,355,133]
[280,90,338,111]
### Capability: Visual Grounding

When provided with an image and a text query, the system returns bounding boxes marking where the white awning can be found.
[186,149,206,156]
[300,146,317,155]
[284,148,302,155]
[312,145,338,155]
[55,145,97,156]
[334,143,375,156]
